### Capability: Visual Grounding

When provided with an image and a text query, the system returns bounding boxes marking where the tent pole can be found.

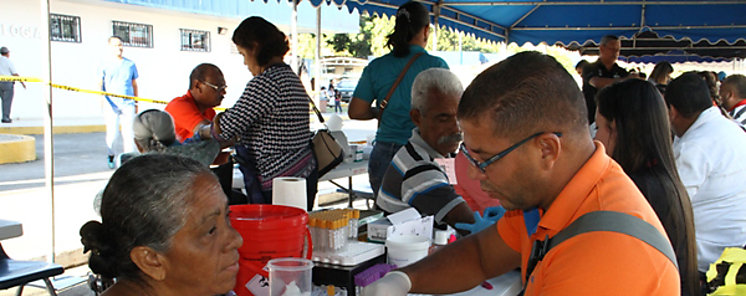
[39,0,56,263]
[291,0,299,73]
[316,6,322,105]
[432,1,441,50]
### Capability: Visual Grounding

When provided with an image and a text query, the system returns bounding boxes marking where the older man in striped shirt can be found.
[377,68,475,233]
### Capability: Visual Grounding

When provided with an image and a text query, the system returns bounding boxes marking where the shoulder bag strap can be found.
[306,92,326,124]
[379,52,425,116]
[524,210,677,288]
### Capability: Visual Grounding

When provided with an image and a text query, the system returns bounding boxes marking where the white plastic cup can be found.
[268,258,313,296]
[385,235,431,268]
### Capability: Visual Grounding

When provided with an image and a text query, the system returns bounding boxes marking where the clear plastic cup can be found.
[268,258,313,296]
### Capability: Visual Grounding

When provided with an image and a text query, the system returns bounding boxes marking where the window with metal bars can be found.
[180,29,210,52]
[50,14,81,43]
[112,21,152,48]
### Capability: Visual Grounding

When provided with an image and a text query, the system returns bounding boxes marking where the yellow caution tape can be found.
[0,75,227,111]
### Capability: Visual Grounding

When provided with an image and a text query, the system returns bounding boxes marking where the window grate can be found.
[50,14,81,43]
[112,21,153,48]
[180,29,210,52]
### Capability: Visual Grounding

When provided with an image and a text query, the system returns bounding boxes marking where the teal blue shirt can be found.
[353,45,448,145]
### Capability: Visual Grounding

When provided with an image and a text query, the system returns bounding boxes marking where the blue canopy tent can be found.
[618,50,733,64]
[309,0,746,49]
[565,31,746,63]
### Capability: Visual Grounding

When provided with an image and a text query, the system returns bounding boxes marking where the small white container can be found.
[385,235,430,267]
[268,258,313,296]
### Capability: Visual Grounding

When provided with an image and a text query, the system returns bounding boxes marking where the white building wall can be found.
[0,0,358,121]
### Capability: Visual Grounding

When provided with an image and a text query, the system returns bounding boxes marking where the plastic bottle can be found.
[429,229,451,254]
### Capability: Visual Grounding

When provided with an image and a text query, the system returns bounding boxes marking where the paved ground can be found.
[0,115,376,295]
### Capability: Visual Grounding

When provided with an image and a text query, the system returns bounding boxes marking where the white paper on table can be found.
[386,207,421,225]
[435,158,457,185]
[387,215,434,240]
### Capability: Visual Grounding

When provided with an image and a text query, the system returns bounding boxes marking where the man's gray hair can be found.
[411,68,463,112]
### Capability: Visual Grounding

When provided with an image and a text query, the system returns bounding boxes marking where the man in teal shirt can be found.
[348,1,448,197]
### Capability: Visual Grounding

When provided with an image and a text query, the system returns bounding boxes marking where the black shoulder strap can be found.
[524,211,677,288]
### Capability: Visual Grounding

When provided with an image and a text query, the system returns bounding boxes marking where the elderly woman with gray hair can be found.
[121,109,219,166]
[80,154,243,296]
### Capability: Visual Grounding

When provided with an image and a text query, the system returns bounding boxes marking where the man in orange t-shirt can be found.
[165,63,225,142]
[364,52,679,295]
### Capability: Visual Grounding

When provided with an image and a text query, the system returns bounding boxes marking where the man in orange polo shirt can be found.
[165,63,226,142]
[364,51,679,295]
[165,63,240,202]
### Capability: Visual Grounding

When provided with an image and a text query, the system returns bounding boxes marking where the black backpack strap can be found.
[524,211,677,288]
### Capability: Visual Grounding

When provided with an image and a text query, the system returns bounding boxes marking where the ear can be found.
[536,133,561,170]
[193,80,204,93]
[667,105,679,121]
[609,119,617,135]
[130,246,168,282]
[135,141,145,153]
[410,108,421,127]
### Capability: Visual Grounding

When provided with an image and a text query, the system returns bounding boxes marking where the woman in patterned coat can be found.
[209,16,317,210]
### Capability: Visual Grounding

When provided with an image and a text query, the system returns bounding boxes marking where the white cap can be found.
[434,229,450,245]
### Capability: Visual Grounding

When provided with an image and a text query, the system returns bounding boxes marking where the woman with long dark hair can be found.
[348,1,449,197]
[595,79,698,296]
[648,61,673,94]
[205,16,317,210]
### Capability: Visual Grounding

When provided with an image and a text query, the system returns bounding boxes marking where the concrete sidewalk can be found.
[0,117,105,135]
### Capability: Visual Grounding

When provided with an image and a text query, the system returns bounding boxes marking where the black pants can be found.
[211,157,247,205]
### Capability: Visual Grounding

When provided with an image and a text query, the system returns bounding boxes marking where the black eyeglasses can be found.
[200,80,227,92]
[460,132,562,173]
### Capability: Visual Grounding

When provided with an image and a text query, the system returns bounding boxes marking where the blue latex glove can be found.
[454,206,506,234]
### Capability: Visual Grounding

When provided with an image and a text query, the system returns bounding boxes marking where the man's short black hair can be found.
[188,63,221,90]
[723,74,746,98]
[600,35,619,46]
[457,51,587,140]
[575,59,589,69]
[664,72,713,118]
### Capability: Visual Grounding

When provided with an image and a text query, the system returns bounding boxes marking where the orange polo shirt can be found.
[497,142,679,295]
[165,91,216,143]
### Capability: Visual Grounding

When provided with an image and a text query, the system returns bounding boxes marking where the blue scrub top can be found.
[100,57,139,106]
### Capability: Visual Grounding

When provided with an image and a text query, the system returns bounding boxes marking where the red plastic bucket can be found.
[229,204,312,296]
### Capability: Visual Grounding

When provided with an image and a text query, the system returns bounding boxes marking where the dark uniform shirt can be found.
[582,60,629,124]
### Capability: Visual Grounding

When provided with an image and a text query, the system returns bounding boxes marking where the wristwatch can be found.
[371,107,381,119]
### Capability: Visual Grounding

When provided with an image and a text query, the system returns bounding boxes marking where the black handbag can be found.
[307,95,344,177]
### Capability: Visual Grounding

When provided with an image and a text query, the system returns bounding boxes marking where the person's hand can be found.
[454,206,506,234]
[363,271,411,296]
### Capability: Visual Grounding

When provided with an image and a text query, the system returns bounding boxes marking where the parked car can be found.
[335,79,358,102]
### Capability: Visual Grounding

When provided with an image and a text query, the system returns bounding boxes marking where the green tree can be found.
[433,27,501,53]
[323,13,395,58]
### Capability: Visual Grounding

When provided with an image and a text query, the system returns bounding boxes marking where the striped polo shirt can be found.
[377,128,465,223]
